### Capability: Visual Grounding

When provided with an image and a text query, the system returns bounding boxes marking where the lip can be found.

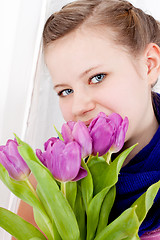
[83,118,94,127]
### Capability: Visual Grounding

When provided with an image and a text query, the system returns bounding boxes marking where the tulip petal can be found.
[123,117,129,134]
[6,142,29,171]
[73,121,92,158]
[0,152,26,180]
[0,145,4,151]
[89,116,114,156]
[111,126,126,153]
[92,126,114,156]
[44,137,58,151]
[108,113,122,129]
[46,141,82,182]
[72,166,88,181]
[67,121,75,131]
[0,139,31,180]
[36,149,47,167]
[88,112,106,132]
[110,116,129,153]
[62,123,74,143]
[43,141,64,180]
[59,141,82,182]
[5,140,19,157]
[88,112,129,156]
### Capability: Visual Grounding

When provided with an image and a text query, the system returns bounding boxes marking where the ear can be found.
[144,43,160,86]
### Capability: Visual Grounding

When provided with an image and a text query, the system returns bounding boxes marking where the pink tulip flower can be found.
[88,112,129,156]
[37,139,87,182]
[0,139,31,180]
[62,121,92,158]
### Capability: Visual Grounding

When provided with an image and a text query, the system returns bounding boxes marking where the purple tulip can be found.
[109,114,129,153]
[88,112,115,156]
[88,112,129,156]
[36,137,59,167]
[62,121,92,158]
[0,139,31,180]
[41,140,87,182]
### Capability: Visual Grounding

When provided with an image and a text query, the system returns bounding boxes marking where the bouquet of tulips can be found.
[0,112,160,240]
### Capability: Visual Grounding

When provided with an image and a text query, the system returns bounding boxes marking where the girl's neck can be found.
[122,112,159,167]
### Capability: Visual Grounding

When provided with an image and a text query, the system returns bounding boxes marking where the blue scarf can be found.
[110,93,160,236]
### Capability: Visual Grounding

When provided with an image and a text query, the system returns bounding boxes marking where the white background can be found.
[1,0,160,239]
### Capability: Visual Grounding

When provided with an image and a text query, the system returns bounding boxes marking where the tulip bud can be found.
[109,115,129,153]
[0,139,31,180]
[36,149,47,167]
[88,112,129,156]
[43,140,87,182]
[36,137,59,167]
[44,137,59,151]
[62,121,92,158]
[88,112,115,156]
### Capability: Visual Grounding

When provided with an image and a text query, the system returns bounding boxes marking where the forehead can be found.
[44,26,135,80]
[44,25,126,58]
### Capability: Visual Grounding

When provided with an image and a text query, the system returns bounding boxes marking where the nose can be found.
[72,89,95,117]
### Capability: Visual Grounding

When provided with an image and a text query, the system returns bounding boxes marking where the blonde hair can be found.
[43,0,160,56]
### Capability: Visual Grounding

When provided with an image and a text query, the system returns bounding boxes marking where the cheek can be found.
[93,81,139,125]
[59,100,73,122]
[93,85,128,116]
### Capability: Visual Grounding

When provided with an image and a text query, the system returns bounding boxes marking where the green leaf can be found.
[0,207,46,240]
[74,185,86,240]
[65,181,77,210]
[35,185,62,240]
[32,161,80,240]
[94,207,139,240]
[53,125,64,141]
[88,145,136,195]
[0,163,38,206]
[15,135,78,239]
[96,185,116,235]
[86,186,110,240]
[29,238,44,240]
[0,163,54,239]
[33,208,61,240]
[123,235,140,240]
[86,145,137,240]
[80,159,93,212]
[17,139,80,240]
[131,180,160,224]
[15,134,53,178]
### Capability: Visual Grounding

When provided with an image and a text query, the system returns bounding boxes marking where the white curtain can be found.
[0,0,160,239]
[1,0,51,239]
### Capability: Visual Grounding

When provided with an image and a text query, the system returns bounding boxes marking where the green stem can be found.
[25,178,55,240]
[61,182,66,197]
[25,177,39,200]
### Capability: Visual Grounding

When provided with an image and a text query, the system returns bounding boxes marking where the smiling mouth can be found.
[83,119,94,127]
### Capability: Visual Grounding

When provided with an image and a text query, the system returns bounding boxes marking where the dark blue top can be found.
[110,93,160,236]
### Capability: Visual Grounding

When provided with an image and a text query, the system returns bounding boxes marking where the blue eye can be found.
[58,89,73,97]
[90,73,106,84]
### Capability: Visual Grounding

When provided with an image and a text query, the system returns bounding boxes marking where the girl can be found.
[15,0,160,239]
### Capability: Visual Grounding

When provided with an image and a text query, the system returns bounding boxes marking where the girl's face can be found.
[45,27,155,147]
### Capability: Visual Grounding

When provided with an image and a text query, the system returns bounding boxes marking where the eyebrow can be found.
[54,83,68,90]
[79,65,102,78]
[54,65,102,89]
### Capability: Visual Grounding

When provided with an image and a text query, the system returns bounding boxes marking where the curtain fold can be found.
[1,0,48,239]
